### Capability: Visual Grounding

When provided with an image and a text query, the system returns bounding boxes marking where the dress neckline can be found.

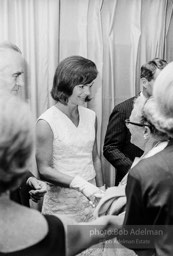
[53,105,81,128]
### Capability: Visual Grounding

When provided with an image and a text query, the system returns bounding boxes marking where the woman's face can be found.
[128,121,146,150]
[68,81,94,106]
[126,105,147,150]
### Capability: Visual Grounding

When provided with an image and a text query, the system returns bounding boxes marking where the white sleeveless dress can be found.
[38,105,97,222]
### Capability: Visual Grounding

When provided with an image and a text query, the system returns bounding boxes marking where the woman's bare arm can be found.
[36,120,73,186]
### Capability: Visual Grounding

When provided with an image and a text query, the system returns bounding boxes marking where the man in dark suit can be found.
[103,96,143,185]
[0,42,47,206]
[103,58,167,185]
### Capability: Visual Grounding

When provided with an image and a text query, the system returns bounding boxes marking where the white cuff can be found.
[70,175,103,198]
[98,185,106,191]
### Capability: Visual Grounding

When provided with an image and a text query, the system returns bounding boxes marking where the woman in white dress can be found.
[36,56,104,223]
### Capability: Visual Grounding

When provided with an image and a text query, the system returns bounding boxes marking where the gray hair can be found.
[0,89,34,193]
[0,41,22,54]
[130,94,147,123]
[143,62,173,138]
[142,98,170,140]
[131,95,169,140]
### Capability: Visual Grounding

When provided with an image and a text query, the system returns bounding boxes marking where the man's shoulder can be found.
[116,96,136,107]
[112,96,136,114]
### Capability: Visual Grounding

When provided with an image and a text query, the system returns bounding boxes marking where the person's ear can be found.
[143,126,150,140]
[141,78,149,88]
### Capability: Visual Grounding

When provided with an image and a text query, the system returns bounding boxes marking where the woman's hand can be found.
[70,175,105,204]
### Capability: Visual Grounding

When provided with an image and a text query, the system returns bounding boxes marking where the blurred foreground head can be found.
[143,62,173,138]
[0,89,34,194]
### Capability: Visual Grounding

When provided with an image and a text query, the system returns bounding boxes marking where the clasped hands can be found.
[70,175,105,207]
[26,177,47,202]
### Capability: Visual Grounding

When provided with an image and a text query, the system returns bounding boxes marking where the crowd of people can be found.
[0,41,173,256]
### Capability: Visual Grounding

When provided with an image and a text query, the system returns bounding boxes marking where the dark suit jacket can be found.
[10,171,34,207]
[103,97,143,185]
[122,140,173,256]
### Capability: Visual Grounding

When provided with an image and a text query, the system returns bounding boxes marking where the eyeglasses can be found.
[125,119,150,128]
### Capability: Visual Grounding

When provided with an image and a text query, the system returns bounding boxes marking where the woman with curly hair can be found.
[121,62,173,256]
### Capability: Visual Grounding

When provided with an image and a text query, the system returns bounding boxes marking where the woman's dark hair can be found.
[51,56,98,105]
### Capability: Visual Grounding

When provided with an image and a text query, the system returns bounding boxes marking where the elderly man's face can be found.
[0,49,25,95]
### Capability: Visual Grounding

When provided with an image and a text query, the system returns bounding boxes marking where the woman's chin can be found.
[78,99,86,106]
